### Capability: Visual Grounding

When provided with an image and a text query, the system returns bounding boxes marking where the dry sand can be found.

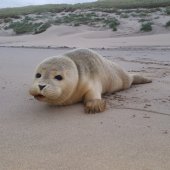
[0,25,170,48]
[0,46,170,170]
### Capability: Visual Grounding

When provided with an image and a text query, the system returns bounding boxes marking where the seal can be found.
[29,48,152,113]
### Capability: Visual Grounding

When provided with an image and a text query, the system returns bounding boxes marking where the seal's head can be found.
[29,56,78,105]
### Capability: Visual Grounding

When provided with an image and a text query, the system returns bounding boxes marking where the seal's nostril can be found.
[39,85,46,91]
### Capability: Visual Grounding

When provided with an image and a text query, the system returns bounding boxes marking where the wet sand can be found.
[0,47,170,170]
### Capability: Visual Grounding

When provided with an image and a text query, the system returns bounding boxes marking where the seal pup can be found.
[29,48,152,113]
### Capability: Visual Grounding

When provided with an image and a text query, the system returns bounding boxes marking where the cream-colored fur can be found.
[29,48,152,113]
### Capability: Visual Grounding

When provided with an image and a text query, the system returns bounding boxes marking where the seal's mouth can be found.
[34,94,45,100]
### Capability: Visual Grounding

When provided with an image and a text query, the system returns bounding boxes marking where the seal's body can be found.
[29,49,151,113]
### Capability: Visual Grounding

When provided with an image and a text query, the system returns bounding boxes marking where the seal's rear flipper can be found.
[131,74,152,85]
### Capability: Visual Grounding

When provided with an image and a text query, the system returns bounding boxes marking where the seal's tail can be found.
[131,74,152,85]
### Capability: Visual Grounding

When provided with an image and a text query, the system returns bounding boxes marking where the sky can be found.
[0,0,97,8]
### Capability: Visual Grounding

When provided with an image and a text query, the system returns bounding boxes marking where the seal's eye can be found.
[36,73,41,78]
[54,75,63,81]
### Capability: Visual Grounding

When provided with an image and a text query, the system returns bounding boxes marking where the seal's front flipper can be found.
[84,99,106,114]
[83,87,105,113]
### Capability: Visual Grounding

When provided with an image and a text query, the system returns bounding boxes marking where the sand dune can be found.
[0,25,170,48]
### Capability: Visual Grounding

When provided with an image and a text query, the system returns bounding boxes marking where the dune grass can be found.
[5,19,50,34]
[0,1,170,19]
[98,0,170,7]
[140,22,153,32]
[165,20,170,27]
[52,12,118,28]
[166,7,170,15]
[3,12,121,34]
[104,18,120,31]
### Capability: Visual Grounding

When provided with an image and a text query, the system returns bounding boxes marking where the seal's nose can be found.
[38,85,46,91]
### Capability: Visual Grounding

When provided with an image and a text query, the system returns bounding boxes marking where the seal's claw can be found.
[84,99,106,114]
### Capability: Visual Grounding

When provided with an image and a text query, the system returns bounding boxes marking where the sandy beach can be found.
[0,44,170,169]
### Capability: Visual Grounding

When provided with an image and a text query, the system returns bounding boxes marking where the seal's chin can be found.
[34,94,46,101]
